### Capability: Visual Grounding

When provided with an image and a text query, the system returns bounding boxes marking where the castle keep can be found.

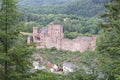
[27,24,96,52]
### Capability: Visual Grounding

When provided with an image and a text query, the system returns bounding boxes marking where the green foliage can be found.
[50,47,57,51]
[67,70,97,80]
[35,49,102,80]
[97,0,120,79]
[19,0,108,17]
[28,71,59,80]
[18,14,101,37]
[0,0,33,80]
[19,0,74,7]
[18,0,103,36]
[64,31,79,39]
[17,21,42,32]
[36,48,81,66]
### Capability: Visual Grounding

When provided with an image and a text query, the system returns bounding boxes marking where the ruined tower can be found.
[33,27,39,42]
[48,23,64,49]
[48,24,63,41]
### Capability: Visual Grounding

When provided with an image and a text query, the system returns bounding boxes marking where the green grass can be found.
[36,48,83,66]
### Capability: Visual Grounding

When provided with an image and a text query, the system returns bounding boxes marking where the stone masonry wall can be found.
[28,24,97,52]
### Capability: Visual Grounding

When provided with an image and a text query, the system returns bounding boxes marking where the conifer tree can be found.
[98,0,120,79]
[0,0,33,80]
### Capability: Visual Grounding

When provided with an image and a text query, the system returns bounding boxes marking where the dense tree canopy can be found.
[19,0,109,17]
[97,0,120,79]
[0,0,33,80]
[18,14,101,39]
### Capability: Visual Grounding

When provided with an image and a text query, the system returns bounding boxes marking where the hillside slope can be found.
[62,0,109,17]
[19,0,109,17]
[19,0,74,7]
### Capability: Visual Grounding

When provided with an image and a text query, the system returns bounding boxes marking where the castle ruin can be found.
[27,24,97,52]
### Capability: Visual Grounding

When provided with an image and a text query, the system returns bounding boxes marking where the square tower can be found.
[48,23,64,42]
[33,27,40,42]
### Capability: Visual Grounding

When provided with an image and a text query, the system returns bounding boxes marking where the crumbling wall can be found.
[30,24,97,52]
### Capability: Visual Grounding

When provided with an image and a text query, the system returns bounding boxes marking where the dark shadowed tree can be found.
[0,0,33,80]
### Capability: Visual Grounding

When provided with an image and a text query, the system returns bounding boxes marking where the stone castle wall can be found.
[28,24,97,52]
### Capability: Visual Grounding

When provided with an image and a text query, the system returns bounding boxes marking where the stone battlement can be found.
[27,24,97,52]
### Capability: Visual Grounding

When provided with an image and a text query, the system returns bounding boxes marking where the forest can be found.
[19,14,102,39]
[0,0,120,80]
[19,0,109,17]
[18,0,108,39]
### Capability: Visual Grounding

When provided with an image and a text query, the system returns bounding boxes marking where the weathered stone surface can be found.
[27,24,97,52]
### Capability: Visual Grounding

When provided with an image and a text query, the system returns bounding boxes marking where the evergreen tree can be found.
[98,0,120,79]
[0,0,33,80]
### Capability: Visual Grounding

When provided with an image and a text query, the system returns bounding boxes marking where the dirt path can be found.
[20,32,33,36]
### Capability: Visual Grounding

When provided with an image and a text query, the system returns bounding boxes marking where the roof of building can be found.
[40,28,48,34]
[47,62,55,68]
[63,62,76,68]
